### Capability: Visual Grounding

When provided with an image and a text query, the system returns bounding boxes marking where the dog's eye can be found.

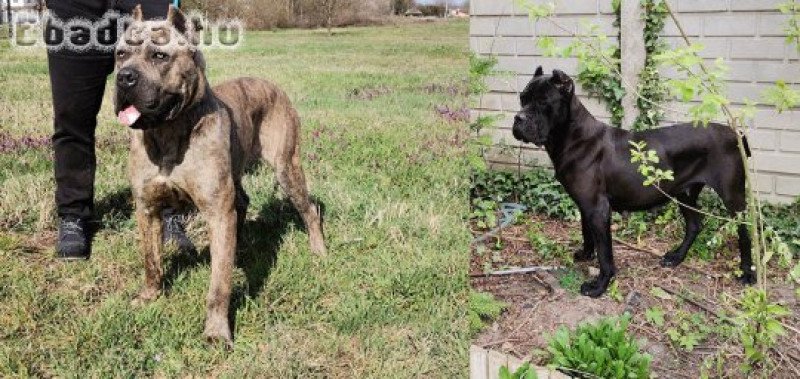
[116,50,126,59]
[152,52,169,61]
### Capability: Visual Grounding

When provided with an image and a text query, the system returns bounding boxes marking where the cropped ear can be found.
[167,5,188,35]
[132,4,143,22]
[551,69,574,94]
[534,66,544,77]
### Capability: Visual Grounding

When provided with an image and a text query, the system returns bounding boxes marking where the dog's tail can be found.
[739,130,752,158]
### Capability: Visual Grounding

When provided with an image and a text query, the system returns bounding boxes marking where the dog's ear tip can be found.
[551,69,572,82]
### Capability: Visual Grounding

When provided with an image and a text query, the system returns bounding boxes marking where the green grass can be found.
[0,21,471,376]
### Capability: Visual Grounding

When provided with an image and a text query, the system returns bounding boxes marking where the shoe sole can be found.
[56,255,89,261]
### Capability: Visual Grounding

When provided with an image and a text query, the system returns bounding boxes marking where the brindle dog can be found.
[115,5,326,346]
[512,67,754,298]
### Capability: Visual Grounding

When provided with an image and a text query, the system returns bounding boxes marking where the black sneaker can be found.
[163,213,195,252]
[56,216,90,260]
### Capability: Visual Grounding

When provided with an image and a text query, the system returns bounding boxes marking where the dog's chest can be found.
[138,171,192,212]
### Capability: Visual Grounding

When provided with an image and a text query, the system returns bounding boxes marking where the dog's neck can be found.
[140,80,216,174]
[544,95,603,166]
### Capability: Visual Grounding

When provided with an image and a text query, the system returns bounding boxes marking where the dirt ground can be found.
[470,214,800,378]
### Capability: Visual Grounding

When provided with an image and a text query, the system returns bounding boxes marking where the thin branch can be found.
[470,266,564,277]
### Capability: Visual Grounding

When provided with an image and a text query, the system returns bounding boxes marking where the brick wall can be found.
[471,0,800,203]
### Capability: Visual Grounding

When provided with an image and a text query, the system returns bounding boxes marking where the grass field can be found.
[0,21,472,376]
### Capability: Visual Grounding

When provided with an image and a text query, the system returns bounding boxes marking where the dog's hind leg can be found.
[661,183,704,268]
[710,165,755,285]
[580,197,615,298]
[258,93,326,255]
[275,155,326,255]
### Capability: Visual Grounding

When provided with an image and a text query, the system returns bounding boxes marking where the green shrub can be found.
[762,198,800,254]
[470,169,579,221]
[547,314,651,379]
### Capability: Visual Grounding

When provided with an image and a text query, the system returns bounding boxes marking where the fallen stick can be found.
[660,285,723,318]
[470,266,564,278]
[613,237,662,257]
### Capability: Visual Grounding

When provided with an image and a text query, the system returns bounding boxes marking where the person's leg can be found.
[49,54,115,220]
[48,53,115,259]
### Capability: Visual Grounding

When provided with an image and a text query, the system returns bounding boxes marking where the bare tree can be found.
[320,0,339,34]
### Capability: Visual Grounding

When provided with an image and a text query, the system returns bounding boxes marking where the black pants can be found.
[47,0,169,218]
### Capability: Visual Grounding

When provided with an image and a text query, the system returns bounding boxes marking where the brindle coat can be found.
[115,5,325,346]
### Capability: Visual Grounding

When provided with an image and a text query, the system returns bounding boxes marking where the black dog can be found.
[512,67,754,298]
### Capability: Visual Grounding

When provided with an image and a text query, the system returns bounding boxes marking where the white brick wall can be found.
[471,0,800,203]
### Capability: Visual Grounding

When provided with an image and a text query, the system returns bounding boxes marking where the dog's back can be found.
[213,78,302,173]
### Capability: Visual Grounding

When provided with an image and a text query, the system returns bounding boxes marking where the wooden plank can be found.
[487,350,509,379]
[470,345,489,379]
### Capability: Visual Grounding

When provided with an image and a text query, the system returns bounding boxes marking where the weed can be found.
[735,288,790,372]
[665,311,713,352]
[607,280,624,303]
[469,291,507,335]
[547,314,651,379]
[471,199,498,230]
[555,268,584,295]
[499,362,539,379]
[471,169,579,221]
[525,223,571,263]
[644,307,665,327]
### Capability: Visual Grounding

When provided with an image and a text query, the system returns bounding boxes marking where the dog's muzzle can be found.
[512,114,531,143]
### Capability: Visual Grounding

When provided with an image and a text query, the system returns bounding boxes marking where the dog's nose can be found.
[512,125,523,141]
[117,68,139,89]
[514,114,527,125]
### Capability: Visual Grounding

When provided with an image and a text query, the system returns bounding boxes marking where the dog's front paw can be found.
[580,278,609,298]
[204,316,233,349]
[573,249,595,262]
[737,271,757,285]
[130,287,161,306]
[660,250,686,268]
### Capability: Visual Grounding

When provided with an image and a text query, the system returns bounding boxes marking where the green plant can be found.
[644,307,665,327]
[547,314,651,379]
[556,268,585,295]
[469,53,498,95]
[526,222,571,263]
[762,197,800,253]
[735,288,790,372]
[499,362,539,379]
[665,311,713,352]
[471,198,499,230]
[779,0,800,52]
[632,0,669,131]
[535,14,624,127]
[470,169,579,221]
[607,280,624,303]
[469,291,508,334]
[468,53,500,171]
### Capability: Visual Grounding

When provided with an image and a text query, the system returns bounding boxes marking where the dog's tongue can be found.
[117,105,141,127]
